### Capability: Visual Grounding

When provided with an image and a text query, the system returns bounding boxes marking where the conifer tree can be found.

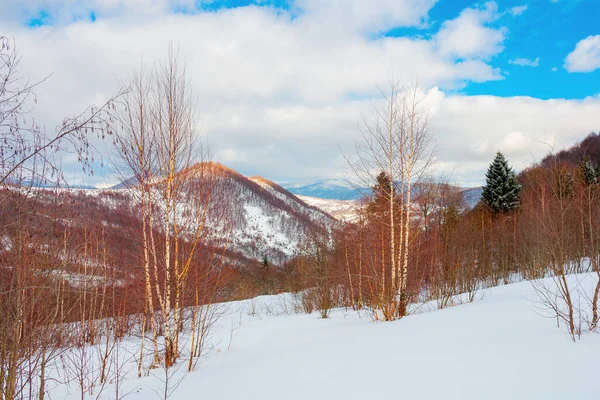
[367,171,393,216]
[481,151,522,214]
[373,171,392,201]
[580,155,598,186]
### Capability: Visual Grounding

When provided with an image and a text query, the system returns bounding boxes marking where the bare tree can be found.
[347,79,434,320]
[395,83,435,316]
[576,157,600,329]
[0,36,120,400]
[529,154,580,341]
[112,46,216,371]
[1,36,120,188]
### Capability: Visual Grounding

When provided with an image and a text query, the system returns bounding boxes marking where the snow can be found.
[242,203,296,256]
[26,174,335,266]
[49,270,127,288]
[45,273,600,400]
[296,194,359,222]
[250,177,333,225]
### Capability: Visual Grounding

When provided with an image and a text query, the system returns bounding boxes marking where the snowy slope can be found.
[205,166,335,264]
[46,273,600,400]
[187,275,600,400]
[296,194,359,222]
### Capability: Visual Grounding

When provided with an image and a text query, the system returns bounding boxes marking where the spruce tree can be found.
[481,151,522,214]
[580,155,598,186]
[372,171,392,202]
[367,171,392,216]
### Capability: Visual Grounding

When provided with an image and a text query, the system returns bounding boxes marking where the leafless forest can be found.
[1,36,600,399]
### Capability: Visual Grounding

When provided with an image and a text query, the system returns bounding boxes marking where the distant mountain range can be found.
[283,179,482,208]
[461,187,483,209]
[282,179,369,200]
[3,177,97,189]
[109,176,139,189]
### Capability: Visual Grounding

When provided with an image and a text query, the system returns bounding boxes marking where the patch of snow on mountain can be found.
[296,195,359,222]
[242,204,296,257]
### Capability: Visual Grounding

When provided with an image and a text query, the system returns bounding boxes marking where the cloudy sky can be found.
[2,0,600,187]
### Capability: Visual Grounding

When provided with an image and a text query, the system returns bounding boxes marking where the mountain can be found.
[202,165,336,264]
[109,176,139,189]
[283,179,369,200]
[30,167,480,268]
[460,187,483,209]
[77,163,336,266]
[296,195,359,222]
[283,179,482,209]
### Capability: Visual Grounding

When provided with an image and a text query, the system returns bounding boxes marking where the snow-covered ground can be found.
[47,274,600,399]
[296,194,359,222]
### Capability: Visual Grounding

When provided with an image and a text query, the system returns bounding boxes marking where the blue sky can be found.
[451,0,600,99]
[4,0,600,186]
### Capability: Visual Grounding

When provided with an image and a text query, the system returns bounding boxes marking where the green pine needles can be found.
[580,155,599,186]
[481,151,522,214]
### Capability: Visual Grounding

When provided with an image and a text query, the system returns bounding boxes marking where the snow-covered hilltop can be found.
[201,164,336,264]
[97,163,337,266]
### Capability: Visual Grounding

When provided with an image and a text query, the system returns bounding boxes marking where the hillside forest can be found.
[1,37,600,400]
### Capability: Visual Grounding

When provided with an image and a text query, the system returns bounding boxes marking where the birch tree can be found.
[348,80,434,320]
[396,84,435,316]
[113,47,215,369]
[348,81,403,320]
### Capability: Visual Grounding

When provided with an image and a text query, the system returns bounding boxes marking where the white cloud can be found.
[430,94,600,185]
[551,67,558,72]
[564,35,600,73]
[509,5,527,16]
[436,1,506,61]
[294,0,437,33]
[509,57,540,67]
[2,1,598,186]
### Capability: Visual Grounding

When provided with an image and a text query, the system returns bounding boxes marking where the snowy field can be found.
[47,274,600,400]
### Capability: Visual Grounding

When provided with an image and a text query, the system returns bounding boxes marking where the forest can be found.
[1,35,600,400]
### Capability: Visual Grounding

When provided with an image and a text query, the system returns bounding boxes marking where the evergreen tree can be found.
[372,171,392,202]
[554,168,574,199]
[367,171,393,216]
[580,155,598,186]
[481,152,522,214]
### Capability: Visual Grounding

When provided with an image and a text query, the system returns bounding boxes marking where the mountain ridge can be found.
[100,162,337,266]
